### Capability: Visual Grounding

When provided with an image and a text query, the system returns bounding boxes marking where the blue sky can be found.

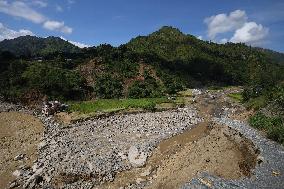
[0,0,283,52]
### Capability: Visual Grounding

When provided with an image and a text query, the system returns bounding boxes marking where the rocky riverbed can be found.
[1,88,284,189]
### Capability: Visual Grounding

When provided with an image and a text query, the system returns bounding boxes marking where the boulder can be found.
[128,146,147,167]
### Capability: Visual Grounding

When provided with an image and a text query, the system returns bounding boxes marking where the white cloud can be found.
[55,4,63,12]
[43,20,72,34]
[32,0,47,8]
[67,0,75,5]
[0,0,72,34]
[60,36,90,48]
[0,0,46,23]
[204,10,247,39]
[204,10,269,46]
[230,22,269,45]
[220,38,228,44]
[197,35,203,40]
[0,22,34,41]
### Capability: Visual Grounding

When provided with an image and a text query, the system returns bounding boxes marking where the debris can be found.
[272,170,280,176]
[198,178,213,187]
[14,154,25,161]
[42,100,68,116]
[12,170,24,177]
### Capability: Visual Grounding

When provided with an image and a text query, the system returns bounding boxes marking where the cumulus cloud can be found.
[0,0,46,23]
[0,0,72,34]
[60,36,90,48]
[43,20,72,34]
[230,22,269,45]
[0,23,34,41]
[204,10,247,39]
[204,10,269,46]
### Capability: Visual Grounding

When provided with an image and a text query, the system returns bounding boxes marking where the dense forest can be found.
[0,26,283,113]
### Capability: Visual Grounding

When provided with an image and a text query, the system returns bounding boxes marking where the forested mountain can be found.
[0,35,81,57]
[0,26,283,105]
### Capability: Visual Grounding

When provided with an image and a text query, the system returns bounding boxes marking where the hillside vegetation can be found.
[0,26,283,110]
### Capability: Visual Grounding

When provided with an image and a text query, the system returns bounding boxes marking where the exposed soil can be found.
[102,123,258,189]
[0,112,44,189]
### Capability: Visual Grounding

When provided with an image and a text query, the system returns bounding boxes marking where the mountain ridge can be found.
[0,26,283,64]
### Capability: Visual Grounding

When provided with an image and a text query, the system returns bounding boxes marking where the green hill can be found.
[0,35,81,57]
[0,26,283,103]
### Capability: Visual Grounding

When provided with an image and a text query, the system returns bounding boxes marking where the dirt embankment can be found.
[0,112,44,189]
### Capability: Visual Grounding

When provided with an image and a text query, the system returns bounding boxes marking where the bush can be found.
[249,112,284,144]
[94,74,123,99]
[23,62,85,100]
[128,74,164,98]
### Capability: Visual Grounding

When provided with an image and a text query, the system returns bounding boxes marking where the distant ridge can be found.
[0,35,80,57]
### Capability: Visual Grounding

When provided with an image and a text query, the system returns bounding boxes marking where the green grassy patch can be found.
[249,112,284,144]
[228,92,243,102]
[68,98,171,114]
[246,95,267,110]
[177,89,193,97]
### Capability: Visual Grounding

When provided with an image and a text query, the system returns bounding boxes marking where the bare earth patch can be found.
[0,112,44,189]
[102,122,258,189]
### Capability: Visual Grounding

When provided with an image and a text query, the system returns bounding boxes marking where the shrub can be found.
[22,62,85,100]
[249,112,284,144]
[94,74,123,99]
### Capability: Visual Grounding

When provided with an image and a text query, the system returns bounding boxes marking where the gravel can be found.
[16,106,201,188]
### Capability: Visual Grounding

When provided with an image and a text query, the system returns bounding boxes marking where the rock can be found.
[44,175,52,183]
[14,154,25,161]
[140,166,152,177]
[23,174,43,189]
[192,89,202,96]
[257,155,264,164]
[118,152,128,160]
[12,169,24,177]
[38,141,47,149]
[9,180,19,189]
[128,146,147,167]
[32,162,44,172]
[136,177,146,184]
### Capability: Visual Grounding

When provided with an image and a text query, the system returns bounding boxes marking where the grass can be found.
[68,98,171,114]
[228,92,243,103]
[177,89,193,97]
[249,112,284,144]
[246,96,267,110]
